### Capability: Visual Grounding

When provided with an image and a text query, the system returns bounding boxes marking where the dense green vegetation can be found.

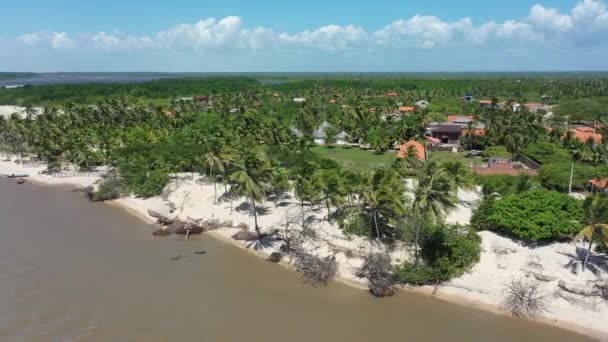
[472,189,583,242]
[1,75,607,294]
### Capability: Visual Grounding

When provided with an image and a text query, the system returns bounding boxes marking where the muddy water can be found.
[0,180,595,341]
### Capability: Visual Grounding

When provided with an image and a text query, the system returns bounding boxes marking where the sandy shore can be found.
[1,157,606,340]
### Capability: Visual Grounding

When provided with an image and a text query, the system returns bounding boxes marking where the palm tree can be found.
[230,148,272,236]
[442,161,476,191]
[311,169,346,221]
[359,169,407,240]
[203,140,235,203]
[412,161,457,265]
[579,194,608,272]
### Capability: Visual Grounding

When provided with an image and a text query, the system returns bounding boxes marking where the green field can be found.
[428,151,483,167]
[312,146,397,171]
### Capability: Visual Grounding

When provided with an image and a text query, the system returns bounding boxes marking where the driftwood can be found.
[294,251,337,286]
[525,271,557,282]
[152,228,172,236]
[501,279,548,319]
[232,231,259,241]
[267,252,283,263]
[356,253,397,297]
[147,210,205,237]
[148,210,173,226]
[173,222,204,235]
[558,280,600,297]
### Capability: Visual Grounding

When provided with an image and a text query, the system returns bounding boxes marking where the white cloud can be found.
[18,32,43,45]
[92,32,156,51]
[528,4,573,32]
[279,25,366,51]
[50,32,74,50]
[11,0,608,55]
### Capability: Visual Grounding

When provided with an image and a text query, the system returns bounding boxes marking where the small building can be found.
[463,92,474,103]
[329,99,337,104]
[289,127,304,138]
[177,97,194,102]
[195,95,209,102]
[524,103,546,112]
[313,121,333,145]
[386,92,398,97]
[564,127,603,145]
[589,178,608,192]
[397,140,426,160]
[293,97,306,103]
[425,124,465,144]
[335,131,352,145]
[425,116,485,145]
[398,106,416,113]
[479,100,493,108]
[415,100,429,108]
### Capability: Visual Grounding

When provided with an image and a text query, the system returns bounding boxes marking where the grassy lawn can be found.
[312,146,397,171]
[428,151,483,167]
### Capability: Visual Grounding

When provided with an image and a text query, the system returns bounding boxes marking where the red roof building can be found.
[397,140,426,160]
[386,92,398,97]
[589,177,608,191]
[447,115,475,122]
[564,127,603,145]
[399,106,416,113]
[479,100,492,104]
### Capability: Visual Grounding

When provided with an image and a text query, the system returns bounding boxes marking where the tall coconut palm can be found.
[412,161,457,265]
[230,148,272,236]
[359,169,407,240]
[579,194,608,272]
[203,140,235,203]
[310,169,346,221]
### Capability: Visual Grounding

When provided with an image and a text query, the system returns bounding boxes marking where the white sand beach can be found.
[0,105,44,118]
[1,157,606,340]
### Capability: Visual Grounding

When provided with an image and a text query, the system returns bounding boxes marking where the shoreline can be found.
[0,159,606,341]
[106,196,607,341]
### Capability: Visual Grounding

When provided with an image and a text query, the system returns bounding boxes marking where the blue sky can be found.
[1,0,607,72]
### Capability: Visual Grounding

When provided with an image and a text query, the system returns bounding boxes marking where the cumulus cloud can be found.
[18,32,43,45]
[279,25,367,51]
[91,32,156,51]
[11,0,608,55]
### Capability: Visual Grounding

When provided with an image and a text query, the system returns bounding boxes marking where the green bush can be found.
[397,225,481,285]
[540,161,608,192]
[132,170,170,197]
[482,146,512,158]
[522,141,570,164]
[476,174,536,196]
[472,188,583,241]
[93,177,125,201]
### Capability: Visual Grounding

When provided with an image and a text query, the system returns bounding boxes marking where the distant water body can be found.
[0,180,595,341]
[0,74,171,87]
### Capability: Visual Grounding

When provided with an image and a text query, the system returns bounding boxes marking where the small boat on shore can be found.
[16,178,26,185]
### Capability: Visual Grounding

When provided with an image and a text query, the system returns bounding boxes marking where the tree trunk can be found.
[373,210,380,240]
[582,234,594,272]
[326,201,331,221]
[251,196,260,236]
[301,197,305,229]
[414,212,422,266]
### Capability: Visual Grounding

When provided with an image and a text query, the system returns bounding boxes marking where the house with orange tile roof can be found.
[564,126,603,145]
[447,115,475,122]
[479,100,493,108]
[397,140,426,160]
[386,92,398,97]
[398,106,416,113]
[589,177,608,192]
